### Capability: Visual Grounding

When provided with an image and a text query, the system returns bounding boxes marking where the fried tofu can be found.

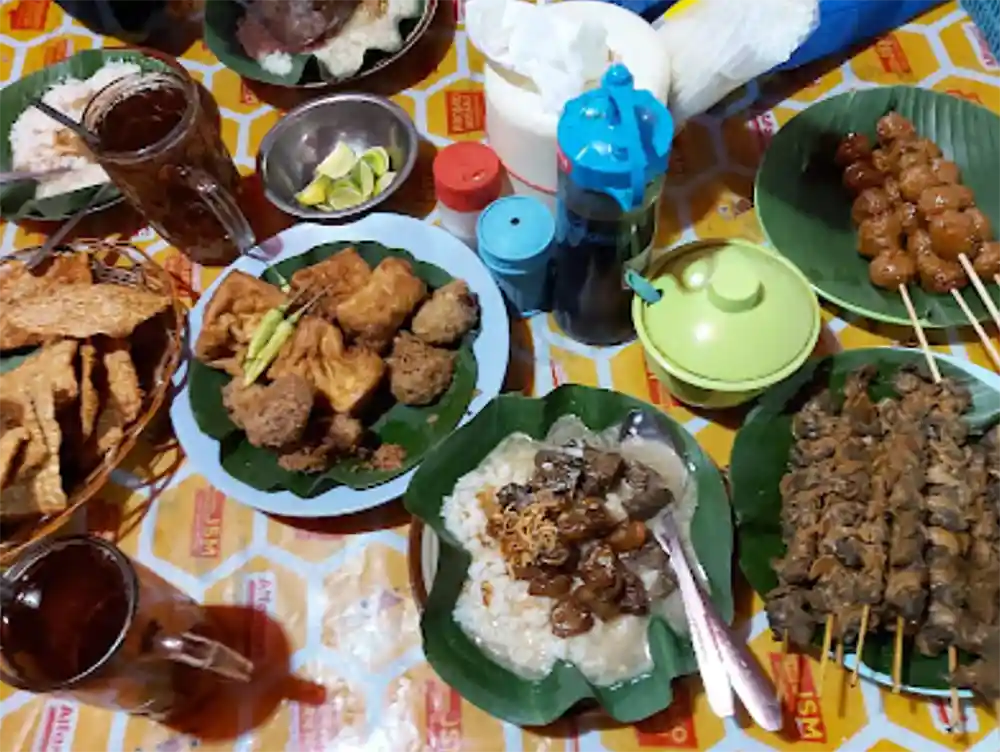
[5,283,170,340]
[335,258,427,352]
[289,248,372,322]
[412,280,480,346]
[0,253,92,351]
[267,316,385,415]
[195,271,287,377]
[2,387,67,518]
[386,332,456,406]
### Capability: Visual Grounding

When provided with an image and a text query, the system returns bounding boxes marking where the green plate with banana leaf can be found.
[0,48,172,221]
[755,86,1000,328]
[404,385,733,726]
[731,348,1000,694]
[186,240,478,500]
[203,0,434,88]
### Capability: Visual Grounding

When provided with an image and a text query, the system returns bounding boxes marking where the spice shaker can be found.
[433,143,503,249]
[551,64,674,346]
[477,196,555,316]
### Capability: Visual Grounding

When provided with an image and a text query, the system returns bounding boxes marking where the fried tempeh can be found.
[335,257,427,352]
[289,248,372,321]
[5,283,170,340]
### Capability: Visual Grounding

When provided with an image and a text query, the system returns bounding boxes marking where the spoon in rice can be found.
[620,409,783,732]
[29,98,100,152]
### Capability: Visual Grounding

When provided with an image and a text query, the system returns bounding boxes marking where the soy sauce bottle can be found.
[552,65,674,345]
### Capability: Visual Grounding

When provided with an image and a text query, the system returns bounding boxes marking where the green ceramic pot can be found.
[633,239,821,409]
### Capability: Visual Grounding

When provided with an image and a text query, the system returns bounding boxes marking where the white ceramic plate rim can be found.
[416,349,996,699]
[170,213,510,518]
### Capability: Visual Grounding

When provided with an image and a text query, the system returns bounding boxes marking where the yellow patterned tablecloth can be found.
[2,1,1000,751]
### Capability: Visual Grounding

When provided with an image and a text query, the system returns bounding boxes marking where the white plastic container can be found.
[484,1,670,211]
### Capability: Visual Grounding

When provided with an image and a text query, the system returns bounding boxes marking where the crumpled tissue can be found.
[465,0,610,113]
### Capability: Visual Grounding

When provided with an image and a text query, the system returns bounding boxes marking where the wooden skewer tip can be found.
[892,617,905,694]
[851,607,870,686]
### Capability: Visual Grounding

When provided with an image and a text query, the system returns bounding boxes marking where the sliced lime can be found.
[295,175,330,207]
[326,182,365,210]
[315,141,358,181]
[359,146,391,178]
[374,171,397,195]
[352,160,375,199]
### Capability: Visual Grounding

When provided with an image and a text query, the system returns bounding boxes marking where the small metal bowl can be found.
[257,93,419,221]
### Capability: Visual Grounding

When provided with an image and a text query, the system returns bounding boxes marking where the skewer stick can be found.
[892,617,904,693]
[950,289,1000,371]
[958,254,1000,332]
[819,615,834,697]
[778,629,789,703]
[948,646,962,733]
[850,607,870,686]
[899,284,942,381]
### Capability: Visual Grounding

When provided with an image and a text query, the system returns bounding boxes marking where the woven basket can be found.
[0,239,184,564]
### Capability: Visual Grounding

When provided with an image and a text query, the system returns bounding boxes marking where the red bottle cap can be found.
[433,142,502,213]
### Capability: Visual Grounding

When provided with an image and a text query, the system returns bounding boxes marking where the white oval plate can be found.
[170,214,510,518]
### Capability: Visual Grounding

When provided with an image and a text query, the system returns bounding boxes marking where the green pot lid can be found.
[640,239,819,385]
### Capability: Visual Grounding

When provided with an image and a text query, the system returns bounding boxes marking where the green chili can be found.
[247,307,285,362]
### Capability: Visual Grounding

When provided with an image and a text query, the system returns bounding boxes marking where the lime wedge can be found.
[352,160,375,199]
[325,182,365,210]
[374,171,397,195]
[315,141,358,181]
[359,146,391,178]
[295,175,330,207]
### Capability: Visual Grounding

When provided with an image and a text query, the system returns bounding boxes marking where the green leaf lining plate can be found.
[404,385,733,726]
[187,240,478,498]
[755,86,1000,328]
[203,0,434,88]
[730,348,1000,693]
[0,48,172,221]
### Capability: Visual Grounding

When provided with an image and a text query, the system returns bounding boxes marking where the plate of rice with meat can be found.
[0,48,174,220]
[171,213,508,518]
[403,384,733,726]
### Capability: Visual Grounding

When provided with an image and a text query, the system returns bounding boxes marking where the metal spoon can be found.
[30,99,100,151]
[619,409,783,732]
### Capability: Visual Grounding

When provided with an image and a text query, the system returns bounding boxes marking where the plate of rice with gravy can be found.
[404,385,734,726]
[0,49,174,221]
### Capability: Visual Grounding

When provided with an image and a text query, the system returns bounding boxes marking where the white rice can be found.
[9,61,141,199]
[442,418,701,686]
[311,0,424,79]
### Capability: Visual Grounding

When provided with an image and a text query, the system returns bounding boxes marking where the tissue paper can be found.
[465,0,611,113]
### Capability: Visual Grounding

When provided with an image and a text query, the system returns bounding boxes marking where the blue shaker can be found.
[476,196,555,316]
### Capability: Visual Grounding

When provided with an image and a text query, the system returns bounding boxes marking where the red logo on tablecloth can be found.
[634,684,698,748]
[446,90,485,136]
[7,0,50,31]
[245,571,277,660]
[425,680,463,752]
[874,34,912,76]
[945,88,984,106]
[964,22,998,70]
[190,485,225,558]
[33,701,78,752]
[770,652,828,743]
[292,701,342,752]
[240,81,259,106]
[42,39,70,65]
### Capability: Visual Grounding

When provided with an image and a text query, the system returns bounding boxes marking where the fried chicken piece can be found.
[369,443,407,471]
[195,271,287,377]
[412,280,480,346]
[335,257,427,352]
[289,248,372,321]
[277,413,364,473]
[0,253,92,351]
[386,332,456,406]
[222,374,314,450]
[267,316,385,415]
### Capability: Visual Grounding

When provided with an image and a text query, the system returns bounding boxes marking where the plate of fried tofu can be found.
[171,213,510,518]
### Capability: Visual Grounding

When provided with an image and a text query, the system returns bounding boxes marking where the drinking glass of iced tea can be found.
[0,536,252,720]
[81,68,254,265]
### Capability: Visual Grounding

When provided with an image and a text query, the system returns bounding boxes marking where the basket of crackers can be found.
[0,239,184,563]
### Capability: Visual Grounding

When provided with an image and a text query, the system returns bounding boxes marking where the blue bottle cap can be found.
[477,196,555,272]
[557,63,674,212]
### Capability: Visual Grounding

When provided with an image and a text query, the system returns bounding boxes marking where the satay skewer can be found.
[957,254,1000,333]
[819,614,835,697]
[900,284,942,381]
[892,617,905,692]
[948,646,962,732]
[949,288,1000,371]
[851,607,871,686]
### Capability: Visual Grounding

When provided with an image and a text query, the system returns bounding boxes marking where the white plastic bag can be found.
[656,0,820,124]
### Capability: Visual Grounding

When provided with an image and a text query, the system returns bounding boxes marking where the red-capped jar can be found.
[433,142,503,249]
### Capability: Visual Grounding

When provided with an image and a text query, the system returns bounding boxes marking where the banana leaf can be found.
[188,241,478,497]
[756,86,1000,328]
[203,0,429,88]
[0,49,171,221]
[731,348,1000,691]
[404,385,733,726]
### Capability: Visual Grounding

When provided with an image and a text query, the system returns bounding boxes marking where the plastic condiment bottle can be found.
[552,64,674,346]
[433,143,503,249]
[477,196,555,316]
